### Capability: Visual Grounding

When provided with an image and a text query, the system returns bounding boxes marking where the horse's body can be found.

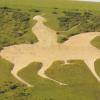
[0,15,100,87]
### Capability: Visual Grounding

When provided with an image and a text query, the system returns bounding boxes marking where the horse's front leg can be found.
[11,64,33,87]
[37,61,67,85]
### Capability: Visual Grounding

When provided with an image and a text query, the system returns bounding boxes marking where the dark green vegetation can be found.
[0,7,100,47]
[0,58,31,100]
[55,11,100,43]
[0,7,37,49]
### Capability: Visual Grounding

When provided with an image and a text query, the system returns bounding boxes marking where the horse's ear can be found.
[33,15,47,22]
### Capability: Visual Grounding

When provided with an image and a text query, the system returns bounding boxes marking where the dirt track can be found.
[0,15,100,87]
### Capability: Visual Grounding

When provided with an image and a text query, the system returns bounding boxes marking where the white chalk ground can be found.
[0,15,100,87]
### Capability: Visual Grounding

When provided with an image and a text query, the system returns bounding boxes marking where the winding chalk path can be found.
[0,15,100,87]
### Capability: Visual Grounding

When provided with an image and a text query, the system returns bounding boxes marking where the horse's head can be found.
[33,15,47,23]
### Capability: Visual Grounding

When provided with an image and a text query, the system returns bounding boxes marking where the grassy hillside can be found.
[18,60,100,100]
[0,7,38,50]
[0,7,100,47]
[0,58,100,100]
[0,0,100,100]
[0,0,100,10]
[0,58,31,100]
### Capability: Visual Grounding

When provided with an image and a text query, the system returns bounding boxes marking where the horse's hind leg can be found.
[84,60,100,82]
[11,65,33,87]
[37,61,67,85]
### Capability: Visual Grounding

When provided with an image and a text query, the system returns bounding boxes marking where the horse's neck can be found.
[33,22,58,46]
[63,32,100,46]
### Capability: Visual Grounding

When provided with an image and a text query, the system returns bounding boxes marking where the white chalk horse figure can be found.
[0,15,100,87]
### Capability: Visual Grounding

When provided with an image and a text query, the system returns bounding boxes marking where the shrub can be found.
[57,35,68,43]
[52,11,58,14]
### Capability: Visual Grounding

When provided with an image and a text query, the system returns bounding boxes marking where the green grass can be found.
[95,59,100,78]
[0,7,38,49]
[0,57,100,100]
[91,36,100,49]
[0,58,31,100]
[0,7,100,47]
[18,60,100,100]
[0,58,15,82]
[0,0,100,10]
